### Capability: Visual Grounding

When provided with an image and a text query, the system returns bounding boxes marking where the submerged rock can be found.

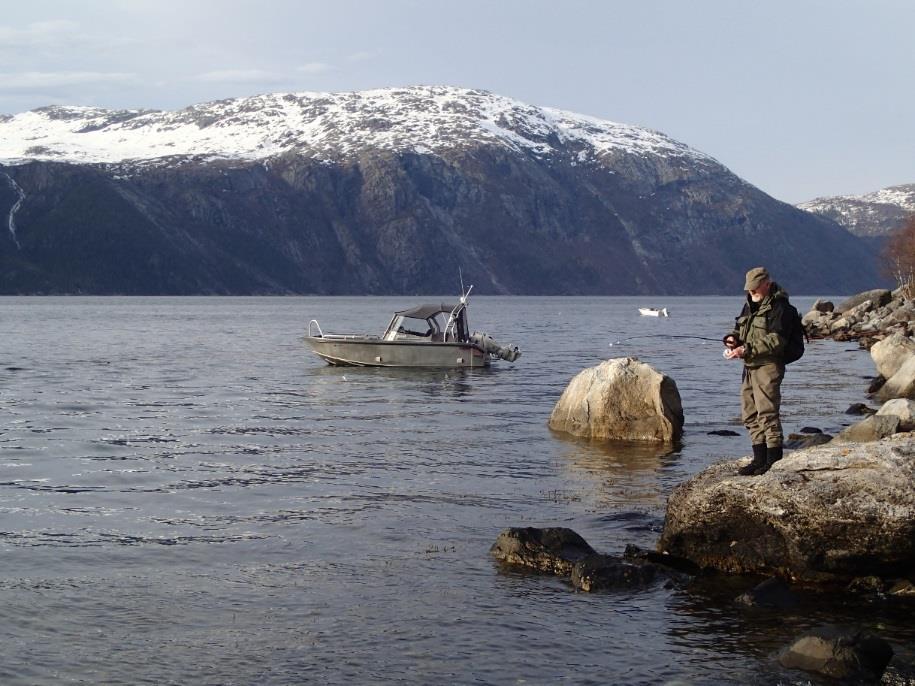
[657,435,915,582]
[845,402,877,416]
[735,577,798,609]
[490,527,597,575]
[548,357,683,442]
[570,554,681,592]
[778,625,893,682]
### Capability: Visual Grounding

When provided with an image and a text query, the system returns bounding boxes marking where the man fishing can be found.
[723,267,794,476]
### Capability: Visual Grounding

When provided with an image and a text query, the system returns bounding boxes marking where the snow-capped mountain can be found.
[798,184,915,238]
[0,86,880,295]
[0,86,715,169]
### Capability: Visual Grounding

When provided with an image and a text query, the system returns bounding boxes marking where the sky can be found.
[0,0,912,204]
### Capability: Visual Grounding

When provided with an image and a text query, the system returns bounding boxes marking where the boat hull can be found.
[304,337,491,368]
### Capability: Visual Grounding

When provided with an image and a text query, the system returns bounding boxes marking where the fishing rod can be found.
[608,334,723,347]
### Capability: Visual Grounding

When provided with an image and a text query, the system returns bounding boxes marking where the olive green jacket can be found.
[729,284,790,368]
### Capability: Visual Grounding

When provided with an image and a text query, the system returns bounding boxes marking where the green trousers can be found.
[740,362,785,448]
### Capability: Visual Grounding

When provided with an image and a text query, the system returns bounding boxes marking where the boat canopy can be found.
[394,303,460,319]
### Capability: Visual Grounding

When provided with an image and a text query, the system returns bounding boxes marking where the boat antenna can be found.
[458,268,473,303]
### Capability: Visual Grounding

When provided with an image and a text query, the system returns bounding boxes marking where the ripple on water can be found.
[0,295,900,685]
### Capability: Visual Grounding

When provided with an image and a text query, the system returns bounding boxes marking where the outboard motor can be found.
[470,332,522,362]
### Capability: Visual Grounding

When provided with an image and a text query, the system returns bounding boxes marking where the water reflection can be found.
[306,363,491,400]
[552,431,681,510]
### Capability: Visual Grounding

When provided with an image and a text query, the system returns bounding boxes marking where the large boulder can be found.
[657,435,915,582]
[877,398,915,431]
[834,414,900,442]
[870,332,915,380]
[836,289,893,313]
[548,357,683,442]
[875,355,915,401]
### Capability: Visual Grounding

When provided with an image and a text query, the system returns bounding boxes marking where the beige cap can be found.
[744,266,770,291]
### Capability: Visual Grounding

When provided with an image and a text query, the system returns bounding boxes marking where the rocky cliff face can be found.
[0,86,881,294]
[798,183,915,239]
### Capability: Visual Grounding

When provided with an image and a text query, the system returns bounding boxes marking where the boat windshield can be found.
[383,310,458,342]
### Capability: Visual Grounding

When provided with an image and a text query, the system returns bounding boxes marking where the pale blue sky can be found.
[1,0,912,203]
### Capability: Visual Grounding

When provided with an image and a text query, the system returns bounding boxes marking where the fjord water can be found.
[1,296,911,685]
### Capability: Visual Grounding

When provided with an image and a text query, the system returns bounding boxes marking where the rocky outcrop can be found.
[657,434,915,582]
[803,287,913,346]
[548,358,683,442]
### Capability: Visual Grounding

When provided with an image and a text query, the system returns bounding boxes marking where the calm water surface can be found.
[1,296,912,685]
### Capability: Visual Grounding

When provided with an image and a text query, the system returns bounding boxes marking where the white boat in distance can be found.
[638,307,669,317]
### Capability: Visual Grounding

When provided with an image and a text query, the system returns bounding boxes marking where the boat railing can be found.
[307,319,324,337]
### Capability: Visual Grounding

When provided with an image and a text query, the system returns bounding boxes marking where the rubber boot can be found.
[755,446,784,475]
[738,444,767,475]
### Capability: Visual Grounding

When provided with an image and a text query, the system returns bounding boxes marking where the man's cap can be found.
[744,266,770,291]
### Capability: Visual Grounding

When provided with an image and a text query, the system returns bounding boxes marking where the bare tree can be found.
[882,213,915,299]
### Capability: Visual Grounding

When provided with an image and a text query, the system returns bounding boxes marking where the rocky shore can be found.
[494,288,915,682]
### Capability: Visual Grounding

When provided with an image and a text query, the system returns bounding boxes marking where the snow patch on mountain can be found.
[0,86,716,169]
[798,183,915,237]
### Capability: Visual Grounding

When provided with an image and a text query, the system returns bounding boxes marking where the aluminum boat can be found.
[304,289,521,368]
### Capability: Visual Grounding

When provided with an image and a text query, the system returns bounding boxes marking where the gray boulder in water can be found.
[779,625,893,681]
[489,527,597,575]
[657,435,915,582]
[548,357,683,442]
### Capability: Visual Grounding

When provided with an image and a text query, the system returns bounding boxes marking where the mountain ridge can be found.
[798,183,915,238]
[0,86,882,295]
